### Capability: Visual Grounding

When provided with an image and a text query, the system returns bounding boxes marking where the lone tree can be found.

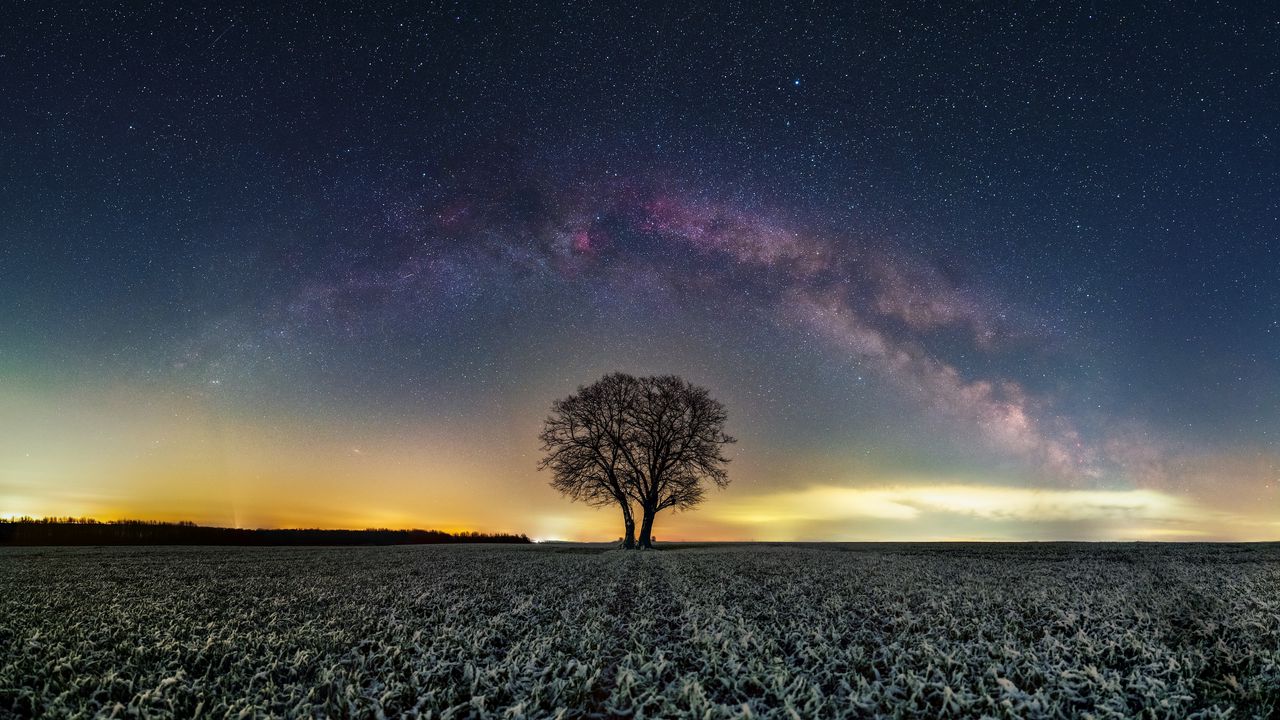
[538,373,735,549]
[537,373,643,548]
[625,375,735,548]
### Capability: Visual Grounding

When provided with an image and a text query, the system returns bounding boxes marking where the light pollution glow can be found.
[3,380,1277,542]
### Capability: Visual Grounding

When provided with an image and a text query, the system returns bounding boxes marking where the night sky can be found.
[3,3,1278,540]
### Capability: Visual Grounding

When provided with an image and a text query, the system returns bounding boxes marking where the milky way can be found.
[191,167,1222,494]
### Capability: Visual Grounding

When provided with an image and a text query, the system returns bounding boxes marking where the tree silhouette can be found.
[538,373,643,548]
[624,375,735,548]
[538,373,734,549]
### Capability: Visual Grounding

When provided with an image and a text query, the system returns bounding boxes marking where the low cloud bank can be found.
[709,483,1268,541]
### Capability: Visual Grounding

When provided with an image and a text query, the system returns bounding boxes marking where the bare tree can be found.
[620,375,735,548]
[539,373,734,549]
[537,373,643,548]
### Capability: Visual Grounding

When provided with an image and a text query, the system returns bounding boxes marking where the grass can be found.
[1,543,1277,718]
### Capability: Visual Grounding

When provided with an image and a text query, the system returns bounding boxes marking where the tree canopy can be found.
[538,372,734,548]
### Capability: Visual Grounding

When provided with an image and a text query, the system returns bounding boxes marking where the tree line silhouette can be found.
[0,518,530,546]
[539,373,735,549]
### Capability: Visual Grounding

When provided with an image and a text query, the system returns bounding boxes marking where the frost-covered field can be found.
[1,543,1278,719]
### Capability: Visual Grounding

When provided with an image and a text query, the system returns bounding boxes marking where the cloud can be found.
[712,483,1203,526]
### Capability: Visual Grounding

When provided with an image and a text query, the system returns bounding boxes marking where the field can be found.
[2,543,1278,719]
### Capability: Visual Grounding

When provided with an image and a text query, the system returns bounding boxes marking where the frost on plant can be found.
[1,543,1277,718]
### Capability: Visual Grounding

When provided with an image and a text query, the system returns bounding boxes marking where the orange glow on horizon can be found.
[3,380,1278,542]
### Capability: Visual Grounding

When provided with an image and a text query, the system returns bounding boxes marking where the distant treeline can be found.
[0,518,531,546]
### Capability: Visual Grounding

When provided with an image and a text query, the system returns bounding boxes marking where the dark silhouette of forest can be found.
[0,517,530,546]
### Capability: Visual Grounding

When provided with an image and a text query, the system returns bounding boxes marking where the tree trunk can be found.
[637,507,656,549]
[621,504,636,549]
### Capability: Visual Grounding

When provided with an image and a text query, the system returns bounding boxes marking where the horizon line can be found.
[3,515,1275,544]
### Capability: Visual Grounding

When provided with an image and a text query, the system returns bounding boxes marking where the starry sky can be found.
[2,2,1278,540]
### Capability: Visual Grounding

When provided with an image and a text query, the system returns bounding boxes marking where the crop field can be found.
[1,543,1278,719]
